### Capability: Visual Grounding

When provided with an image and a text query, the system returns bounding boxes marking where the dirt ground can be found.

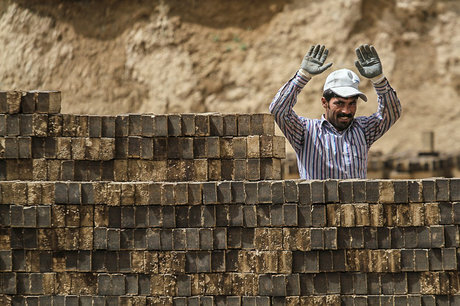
[1,0,459,156]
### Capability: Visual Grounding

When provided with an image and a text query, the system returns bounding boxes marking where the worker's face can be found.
[322,96,357,131]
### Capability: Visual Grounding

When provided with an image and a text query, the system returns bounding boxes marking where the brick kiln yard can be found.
[0,92,459,305]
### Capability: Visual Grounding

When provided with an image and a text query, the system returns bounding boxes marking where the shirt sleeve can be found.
[358,78,402,149]
[269,72,309,154]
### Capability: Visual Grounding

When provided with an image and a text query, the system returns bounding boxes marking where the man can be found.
[269,44,401,179]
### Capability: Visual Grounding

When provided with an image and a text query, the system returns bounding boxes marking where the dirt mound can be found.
[1,0,459,155]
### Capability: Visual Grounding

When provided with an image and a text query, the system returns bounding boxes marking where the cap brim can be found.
[330,87,368,102]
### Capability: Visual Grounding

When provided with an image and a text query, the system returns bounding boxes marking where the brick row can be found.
[2,179,460,206]
[1,272,459,297]
[1,221,459,252]
[0,158,282,181]
[0,91,61,114]
[3,294,459,306]
[0,135,285,160]
[0,137,115,160]
[0,113,274,137]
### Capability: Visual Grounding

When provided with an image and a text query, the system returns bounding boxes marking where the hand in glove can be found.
[300,44,333,76]
[354,44,383,79]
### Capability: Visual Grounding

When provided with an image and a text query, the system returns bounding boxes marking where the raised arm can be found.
[354,44,402,147]
[269,45,333,153]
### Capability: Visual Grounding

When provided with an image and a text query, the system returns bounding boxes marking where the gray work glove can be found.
[300,44,333,76]
[354,44,383,79]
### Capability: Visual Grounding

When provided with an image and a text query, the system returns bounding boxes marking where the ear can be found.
[321,97,328,109]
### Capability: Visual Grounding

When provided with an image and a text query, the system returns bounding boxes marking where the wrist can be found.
[371,74,385,84]
[298,68,313,80]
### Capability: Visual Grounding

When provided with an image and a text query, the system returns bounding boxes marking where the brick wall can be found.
[0,91,459,305]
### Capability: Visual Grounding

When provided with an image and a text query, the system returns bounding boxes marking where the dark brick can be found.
[431,226,445,248]
[271,205,283,227]
[199,228,213,250]
[408,180,422,202]
[311,205,326,227]
[298,181,312,204]
[325,180,339,203]
[439,202,453,224]
[450,178,460,201]
[213,228,227,249]
[417,227,431,248]
[311,181,325,204]
[258,274,272,296]
[305,251,319,273]
[404,227,418,248]
[258,181,272,203]
[283,204,298,227]
[350,227,364,249]
[436,179,450,201]
[229,205,243,226]
[444,225,458,247]
[298,205,312,227]
[393,180,408,203]
[365,180,379,203]
[339,181,353,203]
[422,179,436,202]
[243,205,257,227]
[391,227,404,248]
[414,249,429,271]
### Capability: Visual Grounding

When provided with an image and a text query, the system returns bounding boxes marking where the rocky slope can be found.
[1,0,459,155]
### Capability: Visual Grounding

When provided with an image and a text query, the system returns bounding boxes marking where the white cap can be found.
[323,69,367,102]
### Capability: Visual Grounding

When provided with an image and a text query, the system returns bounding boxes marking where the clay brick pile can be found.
[0,91,459,305]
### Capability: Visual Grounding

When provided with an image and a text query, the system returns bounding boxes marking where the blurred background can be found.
[1,0,459,178]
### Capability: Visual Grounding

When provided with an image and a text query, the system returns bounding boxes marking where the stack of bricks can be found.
[0,91,459,305]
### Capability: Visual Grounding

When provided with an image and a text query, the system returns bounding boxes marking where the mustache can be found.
[337,113,353,118]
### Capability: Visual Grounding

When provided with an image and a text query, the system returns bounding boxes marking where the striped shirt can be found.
[269,72,401,179]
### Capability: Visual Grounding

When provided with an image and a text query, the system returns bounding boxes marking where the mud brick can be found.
[422,179,436,202]
[195,114,210,136]
[6,114,20,136]
[310,228,324,250]
[126,114,142,136]
[23,206,37,228]
[115,115,129,137]
[259,135,273,158]
[435,179,450,201]
[200,228,214,250]
[256,181,271,203]
[113,160,128,182]
[407,180,422,202]
[0,92,8,113]
[243,182,258,205]
[262,158,281,180]
[114,137,128,158]
[311,205,326,227]
[404,227,418,248]
[0,115,5,136]
[216,182,231,204]
[444,225,458,247]
[55,137,71,159]
[340,204,354,227]
[21,91,36,113]
[86,115,102,138]
[416,227,431,248]
[215,205,228,227]
[4,137,18,158]
[229,205,243,226]
[192,137,207,158]
[246,136,260,158]
[162,206,176,228]
[71,137,85,160]
[336,180,352,203]
[208,137,220,158]
[173,229,186,250]
[127,136,141,158]
[430,225,444,248]
[283,204,298,226]
[203,182,217,204]
[350,180,365,203]
[280,180,297,203]
[19,114,33,135]
[364,180,379,203]
[36,91,61,113]
[295,182,311,205]
[389,227,404,248]
[213,228,227,249]
[391,180,408,203]
[324,180,339,203]
[185,182,200,205]
[268,205,281,227]
[230,137,246,159]
[221,114,236,136]
[258,274,273,295]
[6,91,22,114]
[208,159,221,180]
[68,183,81,205]
[227,227,242,248]
[100,116,115,137]
[236,114,250,136]
[439,202,453,224]
[311,181,325,204]
[414,249,429,271]
[46,114,62,137]
[84,137,101,160]
[442,248,457,270]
